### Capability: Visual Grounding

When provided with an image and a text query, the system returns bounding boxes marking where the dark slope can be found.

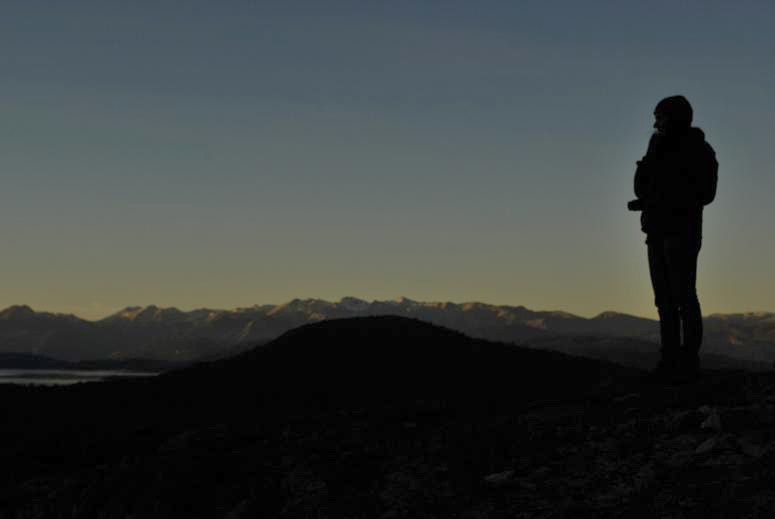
[528,335,774,371]
[0,352,184,372]
[162,316,638,411]
[2,317,775,518]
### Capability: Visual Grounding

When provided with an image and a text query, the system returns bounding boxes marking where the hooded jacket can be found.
[634,127,718,242]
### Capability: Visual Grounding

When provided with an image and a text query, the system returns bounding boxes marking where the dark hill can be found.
[164,316,638,410]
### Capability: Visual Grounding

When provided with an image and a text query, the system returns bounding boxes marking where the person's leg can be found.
[680,239,702,373]
[648,237,681,372]
[657,307,681,368]
[664,236,702,376]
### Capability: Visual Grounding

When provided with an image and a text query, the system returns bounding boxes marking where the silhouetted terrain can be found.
[3,299,775,367]
[1,316,775,517]
[0,352,185,372]
[527,335,773,372]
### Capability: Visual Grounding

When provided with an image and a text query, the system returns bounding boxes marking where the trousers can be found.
[647,235,703,358]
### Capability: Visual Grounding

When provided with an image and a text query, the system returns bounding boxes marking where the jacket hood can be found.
[687,127,706,141]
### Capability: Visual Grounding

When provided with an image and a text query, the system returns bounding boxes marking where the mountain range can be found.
[1,297,774,368]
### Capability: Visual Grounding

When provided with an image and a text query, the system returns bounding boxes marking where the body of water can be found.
[0,369,159,386]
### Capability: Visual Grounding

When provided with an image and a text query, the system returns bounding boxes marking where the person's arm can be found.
[630,134,660,210]
[633,160,653,200]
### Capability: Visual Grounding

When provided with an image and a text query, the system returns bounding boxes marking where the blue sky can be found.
[1,1,774,319]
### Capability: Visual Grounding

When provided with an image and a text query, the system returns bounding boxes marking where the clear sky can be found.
[2,1,774,320]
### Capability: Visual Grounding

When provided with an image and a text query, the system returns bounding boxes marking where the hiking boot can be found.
[649,355,679,384]
[676,351,701,382]
[650,351,701,384]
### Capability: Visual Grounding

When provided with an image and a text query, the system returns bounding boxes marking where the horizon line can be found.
[2,298,773,323]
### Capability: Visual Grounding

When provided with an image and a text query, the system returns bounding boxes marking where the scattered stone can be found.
[757,404,775,425]
[653,434,698,468]
[701,453,746,466]
[633,463,656,491]
[623,407,640,417]
[531,466,551,478]
[695,437,717,454]
[482,471,536,491]
[614,393,640,405]
[719,406,767,431]
[695,434,740,456]
[225,498,254,519]
[738,436,768,458]
[666,410,702,433]
[483,470,515,487]
[666,451,693,468]
[701,408,722,432]
[699,405,713,414]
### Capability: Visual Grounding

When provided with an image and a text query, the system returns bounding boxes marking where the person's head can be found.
[653,95,693,134]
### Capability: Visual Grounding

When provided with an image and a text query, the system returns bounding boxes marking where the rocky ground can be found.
[2,318,774,518]
[3,370,774,518]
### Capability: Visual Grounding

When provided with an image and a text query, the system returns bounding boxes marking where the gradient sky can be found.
[2,1,774,320]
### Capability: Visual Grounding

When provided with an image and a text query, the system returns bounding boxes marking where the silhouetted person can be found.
[628,96,718,380]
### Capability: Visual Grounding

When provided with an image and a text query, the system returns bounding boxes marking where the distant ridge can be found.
[0,298,774,367]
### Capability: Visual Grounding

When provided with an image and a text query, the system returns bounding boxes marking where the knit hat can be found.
[654,95,693,126]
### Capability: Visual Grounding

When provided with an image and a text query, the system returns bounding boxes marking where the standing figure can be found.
[628,95,718,380]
